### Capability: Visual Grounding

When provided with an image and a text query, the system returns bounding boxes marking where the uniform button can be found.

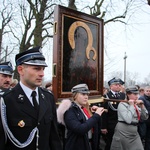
[38,122,40,125]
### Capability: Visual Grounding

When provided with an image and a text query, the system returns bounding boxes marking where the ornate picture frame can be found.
[53,5,104,101]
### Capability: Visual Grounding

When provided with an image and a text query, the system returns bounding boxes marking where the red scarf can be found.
[81,107,94,133]
[81,107,91,118]
[134,104,140,120]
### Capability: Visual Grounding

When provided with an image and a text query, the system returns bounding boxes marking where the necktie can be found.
[81,107,91,118]
[134,104,140,120]
[115,93,119,98]
[31,91,39,110]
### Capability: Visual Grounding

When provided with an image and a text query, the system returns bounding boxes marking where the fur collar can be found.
[57,99,72,125]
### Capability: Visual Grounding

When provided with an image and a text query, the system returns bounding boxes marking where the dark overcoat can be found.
[64,102,101,150]
[0,84,62,150]
[102,91,126,130]
[101,91,126,150]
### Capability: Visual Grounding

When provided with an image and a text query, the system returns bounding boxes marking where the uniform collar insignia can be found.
[18,94,24,101]
[0,89,5,95]
[41,93,45,99]
[112,94,115,97]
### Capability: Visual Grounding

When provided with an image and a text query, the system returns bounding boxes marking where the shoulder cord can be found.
[106,94,118,111]
[0,96,7,141]
[0,97,39,149]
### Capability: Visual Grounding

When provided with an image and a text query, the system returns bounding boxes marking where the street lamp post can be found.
[124,52,127,86]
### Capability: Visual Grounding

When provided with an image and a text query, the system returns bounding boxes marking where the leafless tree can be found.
[143,73,150,85]
[10,0,56,54]
[107,71,123,80]
[104,70,139,86]
[2,0,149,81]
[11,0,57,78]
[78,0,149,27]
[0,0,14,62]
[124,71,139,86]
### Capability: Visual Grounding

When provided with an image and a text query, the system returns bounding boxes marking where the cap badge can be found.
[8,62,12,68]
[39,47,42,53]
[18,120,25,127]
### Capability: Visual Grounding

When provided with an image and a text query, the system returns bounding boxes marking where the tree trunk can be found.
[68,0,77,10]
[0,29,2,59]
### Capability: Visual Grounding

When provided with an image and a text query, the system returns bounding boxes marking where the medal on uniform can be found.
[41,93,45,99]
[18,120,25,127]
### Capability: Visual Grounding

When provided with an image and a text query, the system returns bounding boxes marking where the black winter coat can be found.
[101,91,125,130]
[139,94,150,125]
[64,102,101,150]
[0,84,62,150]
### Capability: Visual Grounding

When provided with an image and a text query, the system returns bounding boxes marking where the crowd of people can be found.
[100,79,150,150]
[56,78,150,150]
[0,46,150,150]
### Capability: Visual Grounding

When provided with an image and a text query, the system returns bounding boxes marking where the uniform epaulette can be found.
[2,88,13,97]
[40,87,54,95]
[0,89,4,96]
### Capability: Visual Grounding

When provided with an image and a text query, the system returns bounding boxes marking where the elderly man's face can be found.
[0,73,12,89]
[110,83,121,92]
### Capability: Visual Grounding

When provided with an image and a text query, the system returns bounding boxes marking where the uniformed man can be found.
[0,61,13,95]
[101,77,126,150]
[0,47,62,150]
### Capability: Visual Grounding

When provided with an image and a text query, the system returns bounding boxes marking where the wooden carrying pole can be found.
[56,97,128,106]
[88,97,128,104]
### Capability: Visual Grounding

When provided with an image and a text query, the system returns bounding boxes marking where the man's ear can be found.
[17,65,23,75]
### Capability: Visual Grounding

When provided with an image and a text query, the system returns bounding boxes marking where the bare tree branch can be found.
[90,0,105,17]
[104,15,126,24]
[0,1,13,58]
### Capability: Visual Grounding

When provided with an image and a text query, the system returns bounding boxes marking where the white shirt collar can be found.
[111,90,116,95]
[20,81,39,104]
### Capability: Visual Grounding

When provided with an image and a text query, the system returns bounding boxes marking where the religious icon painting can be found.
[53,5,104,101]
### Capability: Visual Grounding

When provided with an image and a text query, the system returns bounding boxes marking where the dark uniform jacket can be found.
[139,95,150,116]
[139,94,150,125]
[139,95,150,150]
[64,102,101,150]
[0,88,8,96]
[102,91,126,130]
[0,84,62,150]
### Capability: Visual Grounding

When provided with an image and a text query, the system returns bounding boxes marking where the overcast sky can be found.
[43,1,150,83]
[103,3,150,82]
